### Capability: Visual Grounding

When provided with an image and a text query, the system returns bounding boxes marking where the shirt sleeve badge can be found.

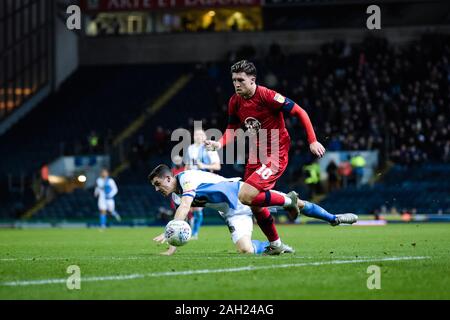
[273,93,286,104]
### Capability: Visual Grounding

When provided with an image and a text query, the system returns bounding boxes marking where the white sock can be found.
[283,196,292,206]
[270,239,281,247]
[272,191,292,206]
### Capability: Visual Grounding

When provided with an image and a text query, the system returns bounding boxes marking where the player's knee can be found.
[298,199,305,209]
[237,244,254,254]
[238,192,254,205]
[238,183,259,205]
[236,237,254,254]
[239,247,254,254]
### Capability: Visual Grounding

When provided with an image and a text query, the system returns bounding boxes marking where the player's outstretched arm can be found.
[153,234,178,255]
[153,233,166,244]
[289,104,325,158]
[160,246,177,256]
[174,195,194,220]
[205,123,240,151]
[309,141,326,158]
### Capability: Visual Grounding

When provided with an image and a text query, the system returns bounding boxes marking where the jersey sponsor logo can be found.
[182,181,194,191]
[273,93,286,104]
[244,117,261,135]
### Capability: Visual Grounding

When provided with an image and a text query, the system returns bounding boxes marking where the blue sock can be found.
[100,214,107,228]
[302,201,336,223]
[192,210,203,236]
[251,240,270,254]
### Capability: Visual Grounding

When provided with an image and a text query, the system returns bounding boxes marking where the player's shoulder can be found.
[257,85,271,93]
[226,94,243,115]
[175,170,187,180]
[258,85,286,105]
[257,85,277,98]
[257,85,273,95]
[229,93,239,102]
[228,94,239,109]
[177,170,201,192]
[176,169,197,181]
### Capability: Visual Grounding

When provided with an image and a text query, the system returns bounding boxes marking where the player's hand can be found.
[197,161,205,170]
[160,246,177,256]
[310,141,326,158]
[205,140,221,151]
[153,233,167,244]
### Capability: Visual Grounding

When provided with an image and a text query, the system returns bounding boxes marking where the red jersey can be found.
[170,165,186,210]
[228,85,290,151]
[220,85,317,191]
[171,166,185,176]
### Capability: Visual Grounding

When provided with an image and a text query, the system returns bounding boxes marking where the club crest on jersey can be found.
[182,181,193,191]
[273,93,286,104]
[244,117,261,135]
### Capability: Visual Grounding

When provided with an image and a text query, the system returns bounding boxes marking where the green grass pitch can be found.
[0,223,449,299]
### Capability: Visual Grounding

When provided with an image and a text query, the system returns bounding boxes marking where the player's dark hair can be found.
[148,164,172,183]
[231,60,257,78]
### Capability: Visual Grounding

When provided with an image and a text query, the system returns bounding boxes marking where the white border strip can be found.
[1,256,430,287]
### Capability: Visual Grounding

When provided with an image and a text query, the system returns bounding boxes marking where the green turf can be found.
[0,223,449,299]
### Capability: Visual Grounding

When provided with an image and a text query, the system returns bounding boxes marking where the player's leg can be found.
[191,207,203,239]
[237,162,295,254]
[239,182,297,210]
[107,200,121,222]
[236,236,270,255]
[248,201,295,254]
[235,235,254,254]
[297,198,358,226]
[227,214,269,255]
[250,205,279,242]
[238,155,299,217]
[99,210,107,229]
[98,198,107,229]
[237,180,282,245]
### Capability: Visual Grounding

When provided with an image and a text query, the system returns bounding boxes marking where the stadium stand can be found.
[320,163,450,215]
[0,64,188,218]
[3,33,450,221]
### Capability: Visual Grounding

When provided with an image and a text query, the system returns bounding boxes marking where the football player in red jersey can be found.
[206,60,357,255]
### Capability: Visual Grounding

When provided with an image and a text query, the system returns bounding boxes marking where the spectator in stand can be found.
[39,163,50,201]
[304,160,321,197]
[153,126,168,154]
[326,160,339,192]
[350,153,366,188]
[338,156,352,188]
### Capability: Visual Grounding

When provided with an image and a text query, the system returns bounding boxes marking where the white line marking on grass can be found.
[0,255,394,262]
[1,256,430,287]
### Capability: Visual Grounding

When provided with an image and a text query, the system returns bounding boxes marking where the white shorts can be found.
[225,214,254,244]
[98,198,115,212]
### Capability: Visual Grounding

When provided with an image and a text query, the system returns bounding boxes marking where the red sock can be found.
[251,191,285,207]
[252,207,279,242]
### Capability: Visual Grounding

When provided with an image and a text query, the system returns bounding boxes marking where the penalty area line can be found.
[1,256,430,287]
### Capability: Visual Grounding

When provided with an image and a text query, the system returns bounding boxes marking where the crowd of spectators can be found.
[221,34,449,166]
[282,34,449,166]
[140,34,450,171]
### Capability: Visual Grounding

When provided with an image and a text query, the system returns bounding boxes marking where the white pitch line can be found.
[0,256,339,262]
[1,256,430,287]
